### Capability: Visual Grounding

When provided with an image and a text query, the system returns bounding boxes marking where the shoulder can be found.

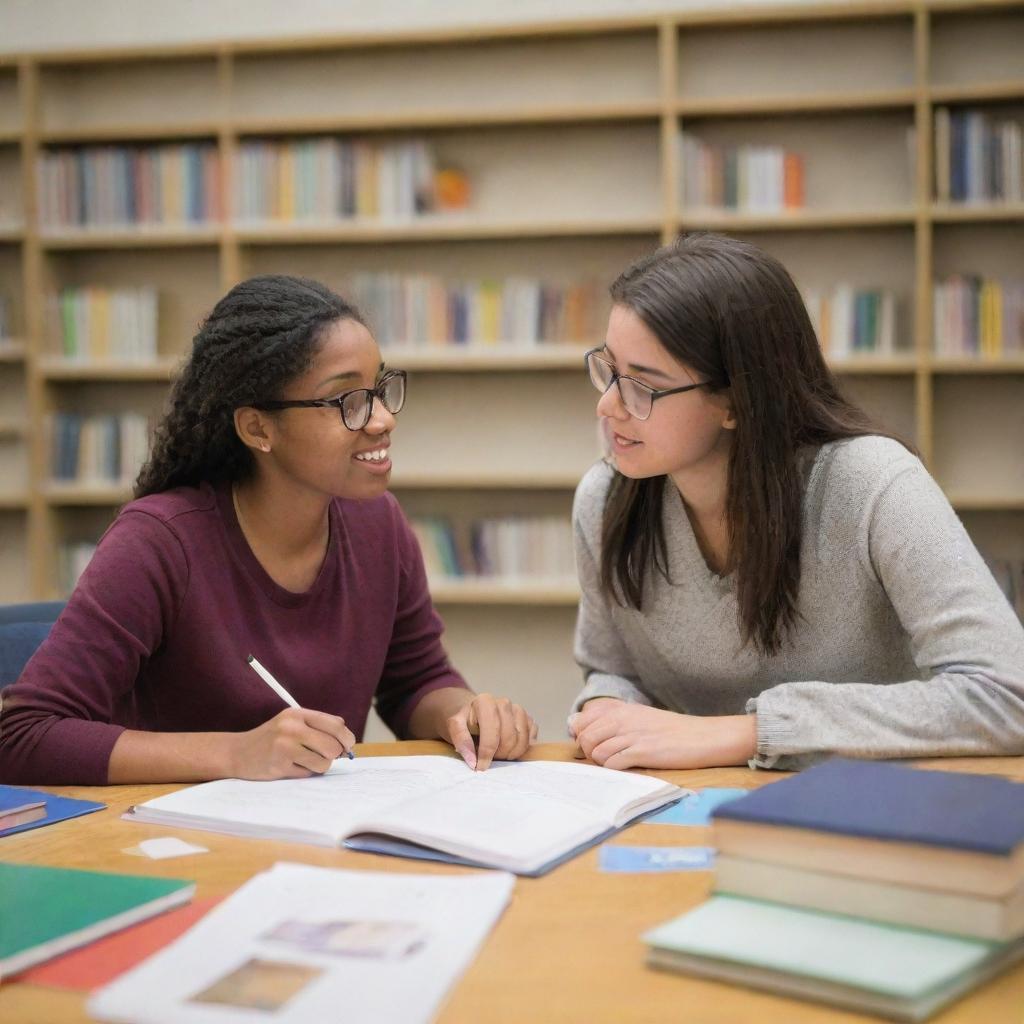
[809,435,924,510]
[334,491,409,546]
[573,460,616,531]
[117,483,218,532]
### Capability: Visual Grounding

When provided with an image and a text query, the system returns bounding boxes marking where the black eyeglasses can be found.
[254,369,407,432]
[584,349,707,421]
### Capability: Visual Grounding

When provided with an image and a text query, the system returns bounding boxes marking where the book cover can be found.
[0,862,195,978]
[712,758,1024,855]
[0,785,105,839]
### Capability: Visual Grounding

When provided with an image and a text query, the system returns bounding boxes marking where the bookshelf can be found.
[1,1,1022,739]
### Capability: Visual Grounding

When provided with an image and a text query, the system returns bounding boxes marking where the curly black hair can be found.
[134,275,364,498]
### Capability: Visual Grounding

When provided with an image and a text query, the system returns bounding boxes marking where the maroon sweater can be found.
[0,484,467,784]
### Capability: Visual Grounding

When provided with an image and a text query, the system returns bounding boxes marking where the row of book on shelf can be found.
[235,138,470,221]
[46,287,159,362]
[0,296,9,339]
[50,412,149,484]
[934,276,1024,357]
[28,110,1024,231]
[27,276,1024,362]
[644,758,1024,1021]
[410,515,576,583]
[935,108,1024,205]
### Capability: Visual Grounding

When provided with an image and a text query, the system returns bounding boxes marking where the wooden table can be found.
[2,742,1023,1023]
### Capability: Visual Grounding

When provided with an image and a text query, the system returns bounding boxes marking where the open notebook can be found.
[125,756,682,876]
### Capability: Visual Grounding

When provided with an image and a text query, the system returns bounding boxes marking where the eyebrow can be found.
[319,361,385,388]
[602,343,676,384]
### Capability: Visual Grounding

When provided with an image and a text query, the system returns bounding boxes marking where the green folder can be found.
[644,895,1024,1022]
[0,862,195,980]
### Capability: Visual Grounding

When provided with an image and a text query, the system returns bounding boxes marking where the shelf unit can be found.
[1,1,1022,738]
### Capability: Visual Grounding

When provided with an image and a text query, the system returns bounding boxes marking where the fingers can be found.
[301,708,356,757]
[493,698,519,760]
[590,734,632,768]
[506,704,534,761]
[446,710,478,770]
[600,746,639,772]
[472,694,503,772]
[575,715,622,762]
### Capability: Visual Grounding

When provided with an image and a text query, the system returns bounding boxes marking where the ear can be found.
[718,388,738,431]
[233,407,274,454]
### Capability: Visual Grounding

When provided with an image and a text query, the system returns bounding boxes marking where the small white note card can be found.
[125,837,209,860]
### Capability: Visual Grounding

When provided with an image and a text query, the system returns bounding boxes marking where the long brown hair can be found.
[601,233,910,657]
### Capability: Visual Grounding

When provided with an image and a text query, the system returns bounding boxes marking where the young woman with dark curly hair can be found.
[569,234,1024,773]
[0,275,536,784]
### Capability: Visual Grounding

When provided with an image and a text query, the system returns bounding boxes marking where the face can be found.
[246,317,398,501]
[596,304,735,484]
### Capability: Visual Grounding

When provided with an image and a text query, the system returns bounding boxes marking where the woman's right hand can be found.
[227,708,356,780]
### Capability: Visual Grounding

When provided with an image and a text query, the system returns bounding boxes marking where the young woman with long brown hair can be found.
[0,275,535,784]
[570,234,1024,772]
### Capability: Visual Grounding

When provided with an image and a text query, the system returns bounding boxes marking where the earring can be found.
[261,444,270,453]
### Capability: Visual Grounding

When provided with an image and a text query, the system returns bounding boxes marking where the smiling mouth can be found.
[354,447,390,463]
[613,433,642,446]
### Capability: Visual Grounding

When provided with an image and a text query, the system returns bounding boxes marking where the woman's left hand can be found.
[570,701,756,771]
[446,693,538,771]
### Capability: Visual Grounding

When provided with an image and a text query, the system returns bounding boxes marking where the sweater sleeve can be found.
[570,464,653,722]
[749,456,1024,770]
[0,510,188,785]
[372,499,469,739]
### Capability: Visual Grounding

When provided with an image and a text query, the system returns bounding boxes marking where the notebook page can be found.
[130,756,467,844]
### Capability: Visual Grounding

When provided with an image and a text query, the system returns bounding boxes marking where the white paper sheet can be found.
[88,862,515,1024]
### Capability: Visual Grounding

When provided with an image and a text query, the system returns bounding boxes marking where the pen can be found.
[246,654,355,760]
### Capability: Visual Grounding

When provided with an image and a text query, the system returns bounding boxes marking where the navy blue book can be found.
[713,758,1024,856]
[0,785,105,840]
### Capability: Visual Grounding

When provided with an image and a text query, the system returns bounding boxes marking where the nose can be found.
[365,397,396,434]
[596,379,628,420]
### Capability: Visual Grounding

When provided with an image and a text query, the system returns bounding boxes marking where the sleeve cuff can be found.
[567,673,652,732]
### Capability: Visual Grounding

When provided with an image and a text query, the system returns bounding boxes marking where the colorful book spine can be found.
[411,516,576,581]
[934,108,1024,204]
[802,286,902,359]
[46,287,159,362]
[680,133,805,212]
[933,276,1024,356]
[985,556,1024,622]
[348,273,603,347]
[50,412,150,484]
[233,137,463,221]
[38,144,221,229]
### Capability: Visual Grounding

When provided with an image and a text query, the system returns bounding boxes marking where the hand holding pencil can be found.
[225,655,357,781]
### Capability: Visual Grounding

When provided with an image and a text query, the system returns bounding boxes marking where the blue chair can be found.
[0,602,66,685]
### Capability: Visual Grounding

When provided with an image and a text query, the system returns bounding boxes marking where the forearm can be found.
[406,686,476,743]
[750,672,1024,770]
[107,729,237,784]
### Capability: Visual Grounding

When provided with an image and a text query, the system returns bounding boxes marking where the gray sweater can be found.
[571,436,1024,771]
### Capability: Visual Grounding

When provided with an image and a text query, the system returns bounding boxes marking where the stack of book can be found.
[644,758,1024,1021]
[802,285,903,359]
[38,144,222,229]
[47,286,159,362]
[679,133,804,212]
[59,541,98,594]
[235,137,468,221]
[934,108,1023,204]
[986,555,1024,621]
[411,515,575,582]
[933,275,1024,358]
[349,273,603,348]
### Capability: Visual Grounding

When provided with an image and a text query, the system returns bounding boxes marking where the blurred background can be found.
[1,0,1022,739]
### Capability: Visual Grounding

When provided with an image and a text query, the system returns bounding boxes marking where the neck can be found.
[668,438,731,526]
[232,474,331,558]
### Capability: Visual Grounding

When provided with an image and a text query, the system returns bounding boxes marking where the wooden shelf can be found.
[0,341,26,363]
[386,346,589,372]
[930,80,1024,104]
[41,359,180,381]
[43,482,132,506]
[0,494,29,511]
[235,217,662,244]
[829,356,920,374]
[40,226,222,249]
[677,208,917,231]
[0,130,20,145]
[930,203,1024,223]
[429,577,580,605]
[235,102,663,136]
[677,89,918,118]
[39,123,221,143]
[930,357,1024,373]
[948,495,1024,512]
[0,419,26,439]
[0,225,25,242]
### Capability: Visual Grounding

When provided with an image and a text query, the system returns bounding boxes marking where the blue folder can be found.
[0,785,105,839]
